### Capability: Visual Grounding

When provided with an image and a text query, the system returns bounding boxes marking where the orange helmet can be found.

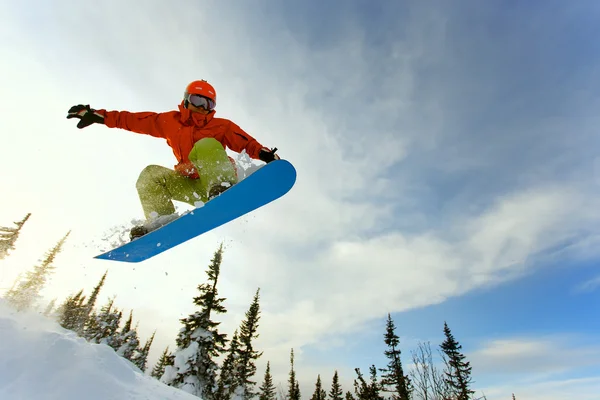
[185,80,216,102]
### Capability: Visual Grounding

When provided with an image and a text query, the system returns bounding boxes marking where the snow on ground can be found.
[0,299,199,400]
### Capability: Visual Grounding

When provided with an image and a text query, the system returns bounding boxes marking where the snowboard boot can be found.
[129,225,149,241]
[129,212,180,241]
[208,181,234,201]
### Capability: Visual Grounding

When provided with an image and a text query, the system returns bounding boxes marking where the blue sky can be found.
[1,0,600,399]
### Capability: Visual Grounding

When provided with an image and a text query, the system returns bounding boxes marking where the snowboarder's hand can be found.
[259,147,280,163]
[66,104,105,129]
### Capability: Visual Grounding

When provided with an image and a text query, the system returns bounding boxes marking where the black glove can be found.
[66,104,105,129]
[259,147,280,163]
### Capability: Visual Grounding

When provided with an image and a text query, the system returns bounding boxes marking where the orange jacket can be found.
[97,102,265,179]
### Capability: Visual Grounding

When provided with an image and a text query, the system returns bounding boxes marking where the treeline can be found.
[54,243,265,400]
[1,213,519,400]
[288,316,490,400]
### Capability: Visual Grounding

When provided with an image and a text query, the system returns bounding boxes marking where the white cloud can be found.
[481,376,600,400]
[468,335,600,399]
[575,275,600,293]
[470,336,600,376]
[250,186,600,339]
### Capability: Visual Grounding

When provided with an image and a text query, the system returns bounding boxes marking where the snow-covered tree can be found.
[215,288,263,400]
[152,346,174,379]
[76,270,107,334]
[440,322,474,400]
[311,375,327,400]
[215,329,241,400]
[258,361,276,400]
[131,330,155,372]
[330,371,343,400]
[86,297,123,348]
[380,314,411,400]
[56,271,108,335]
[115,310,140,361]
[0,212,31,259]
[287,349,301,400]
[57,289,86,330]
[235,288,263,399]
[160,243,228,399]
[82,309,100,340]
[4,231,69,311]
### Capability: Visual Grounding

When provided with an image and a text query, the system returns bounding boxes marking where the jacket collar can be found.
[178,102,215,127]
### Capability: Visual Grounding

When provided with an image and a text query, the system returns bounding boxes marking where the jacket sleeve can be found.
[97,110,167,139]
[223,121,265,159]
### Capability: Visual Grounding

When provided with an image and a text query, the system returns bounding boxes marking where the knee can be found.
[190,138,224,157]
[136,165,168,190]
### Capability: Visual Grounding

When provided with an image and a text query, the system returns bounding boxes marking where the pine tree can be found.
[115,310,140,361]
[311,375,327,400]
[345,392,356,400]
[380,314,411,400]
[131,330,155,372]
[5,273,22,297]
[0,213,31,259]
[215,289,264,400]
[353,366,383,400]
[215,329,242,400]
[288,349,301,400]
[330,371,343,400]
[87,297,123,348]
[57,289,86,330]
[77,270,107,334]
[236,288,263,400]
[160,243,228,399]
[4,231,70,311]
[83,310,100,341]
[152,346,174,379]
[258,361,277,400]
[440,322,474,400]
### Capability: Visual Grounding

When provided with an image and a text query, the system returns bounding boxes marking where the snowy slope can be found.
[0,300,199,400]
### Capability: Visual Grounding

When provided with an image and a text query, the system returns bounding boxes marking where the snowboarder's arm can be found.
[97,110,167,138]
[223,122,266,160]
[224,122,281,163]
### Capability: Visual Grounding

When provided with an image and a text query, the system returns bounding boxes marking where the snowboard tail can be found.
[94,159,296,263]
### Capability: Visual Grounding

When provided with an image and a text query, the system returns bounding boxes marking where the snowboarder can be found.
[67,79,280,240]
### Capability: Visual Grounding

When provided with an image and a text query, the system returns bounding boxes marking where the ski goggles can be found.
[185,93,216,110]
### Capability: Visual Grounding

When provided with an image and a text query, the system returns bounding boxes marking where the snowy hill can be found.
[0,300,199,400]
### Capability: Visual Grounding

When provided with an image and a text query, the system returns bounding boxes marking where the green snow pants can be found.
[135,138,238,220]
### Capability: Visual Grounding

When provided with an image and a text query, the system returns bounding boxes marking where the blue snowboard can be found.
[95,159,296,263]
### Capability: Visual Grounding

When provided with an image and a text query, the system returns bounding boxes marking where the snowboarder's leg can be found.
[130,139,238,240]
[188,138,238,198]
[135,165,206,220]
